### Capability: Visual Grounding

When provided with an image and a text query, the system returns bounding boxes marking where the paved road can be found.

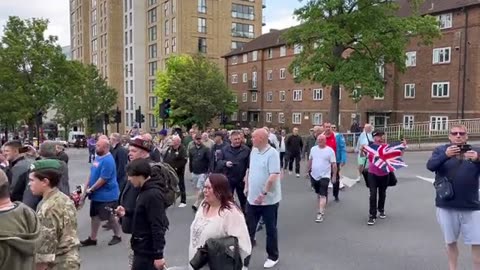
[64,148,473,270]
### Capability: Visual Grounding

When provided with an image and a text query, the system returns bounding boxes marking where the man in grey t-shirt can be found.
[245,128,281,269]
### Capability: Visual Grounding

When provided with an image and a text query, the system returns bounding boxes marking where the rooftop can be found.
[223,28,290,58]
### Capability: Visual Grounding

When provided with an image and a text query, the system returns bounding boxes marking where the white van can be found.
[68,131,86,147]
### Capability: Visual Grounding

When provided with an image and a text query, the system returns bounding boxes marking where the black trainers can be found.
[80,237,97,247]
[367,217,376,226]
[108,236,122,246]
[379,212,387,219]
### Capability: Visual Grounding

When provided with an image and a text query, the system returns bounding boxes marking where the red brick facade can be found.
[224,4,480,133]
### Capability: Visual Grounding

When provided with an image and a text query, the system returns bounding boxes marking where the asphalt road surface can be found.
[64,148,473,270]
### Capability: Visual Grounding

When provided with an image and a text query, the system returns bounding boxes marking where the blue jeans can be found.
[246,202,279,261]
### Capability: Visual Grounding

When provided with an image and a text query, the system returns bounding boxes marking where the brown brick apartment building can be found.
[223,0,480,133]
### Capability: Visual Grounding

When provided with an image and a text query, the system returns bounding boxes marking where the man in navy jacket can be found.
[427,124,480,270]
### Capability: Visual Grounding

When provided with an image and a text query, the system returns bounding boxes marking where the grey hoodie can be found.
[0,202,40,270]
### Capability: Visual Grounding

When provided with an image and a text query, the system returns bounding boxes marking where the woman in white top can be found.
[189,173,252,270]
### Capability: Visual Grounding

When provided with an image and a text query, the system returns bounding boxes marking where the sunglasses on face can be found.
[450,132,466,136]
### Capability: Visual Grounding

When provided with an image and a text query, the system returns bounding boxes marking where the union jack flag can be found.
[363,143,407,173]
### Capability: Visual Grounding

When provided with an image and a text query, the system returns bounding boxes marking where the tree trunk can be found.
[330,83,340,125]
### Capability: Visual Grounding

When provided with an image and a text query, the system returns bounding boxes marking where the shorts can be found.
[311,177,330,197]
[192,173,207,189]
[436,207,480,245]
[90,201,118,221]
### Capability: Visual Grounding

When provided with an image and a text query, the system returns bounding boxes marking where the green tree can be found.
[0,16,68,138]
[154,54,237,129]
[283,0,440,124]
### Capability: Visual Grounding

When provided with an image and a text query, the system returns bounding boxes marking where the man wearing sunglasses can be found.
[427,124,480,270]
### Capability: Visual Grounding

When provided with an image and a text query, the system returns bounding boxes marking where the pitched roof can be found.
[223,28,290,58]
[397,0,480,16]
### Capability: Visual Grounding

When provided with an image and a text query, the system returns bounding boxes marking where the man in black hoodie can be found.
[286,127,304,178]
[163,135,188,206]
[190,133,211,210]
[210,131,228,173]
[217,130,250,212]
[116,159,168,270]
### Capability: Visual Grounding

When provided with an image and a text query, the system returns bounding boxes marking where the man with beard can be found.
[80,139,122,247]
[38,141,71,196]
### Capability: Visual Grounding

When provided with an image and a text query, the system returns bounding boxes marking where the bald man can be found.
[245,128,281,268]
[81,138,122,247]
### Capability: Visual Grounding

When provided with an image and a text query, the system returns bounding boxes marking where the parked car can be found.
[55,138,68,148]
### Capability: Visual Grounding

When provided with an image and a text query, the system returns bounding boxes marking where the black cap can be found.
[214,131,224,138]
[372,129,385,137]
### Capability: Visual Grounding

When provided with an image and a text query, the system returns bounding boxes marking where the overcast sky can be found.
[0,0,302,47]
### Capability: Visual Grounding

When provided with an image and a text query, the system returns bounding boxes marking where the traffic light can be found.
[104,113,110,124]
[35,111,43,126]
[140,114,145,123]
[159,99,171,119]
[135,108,141,123]
[114,110,121,123]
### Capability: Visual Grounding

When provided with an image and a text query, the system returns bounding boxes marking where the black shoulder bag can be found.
[434,159,462,201]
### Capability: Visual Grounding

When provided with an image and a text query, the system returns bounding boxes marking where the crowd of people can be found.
[0,121,479,270]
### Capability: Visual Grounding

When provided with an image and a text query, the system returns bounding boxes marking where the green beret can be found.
[30,159,62,172]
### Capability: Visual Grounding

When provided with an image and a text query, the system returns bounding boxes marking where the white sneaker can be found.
[296,174,300,178]
[263,259,279,268]
[178,203,187,208]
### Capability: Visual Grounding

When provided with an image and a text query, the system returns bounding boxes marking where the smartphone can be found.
[458,144,472,153]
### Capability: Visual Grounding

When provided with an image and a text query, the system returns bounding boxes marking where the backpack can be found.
[268,139,276,149]
[150,162,180,208]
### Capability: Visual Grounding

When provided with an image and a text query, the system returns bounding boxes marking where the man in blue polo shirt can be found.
[245,128,281,269]
[80,138,122,247]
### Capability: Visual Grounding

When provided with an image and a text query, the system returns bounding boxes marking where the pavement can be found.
[65,148,475,270]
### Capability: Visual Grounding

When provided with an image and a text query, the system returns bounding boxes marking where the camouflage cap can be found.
[30,159,62,172]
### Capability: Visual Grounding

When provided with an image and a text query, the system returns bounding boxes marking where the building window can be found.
[231,41,245,49]
[164,1,169,16]
[148,44,157,58]
[279,91,285,102]
[165,20,170,35]
[91,24,97,37]
[294,44,303,54]
[231,74,238,84]
[129,12,132,26]
[232,56,238,65]
[149,114,158,128]
[292,113,301,124]
[148,8,157,24]
[267,48,273,59]
[242,73,247,83]
[172,17,176,33]
[280,46,286,57]
[403,115,414,130]
[231,23,254,38]
[242,93,247,102]
[231,112,238,121]
[252,71,257,88]
[172,37,177,52]
[312,113,322,125]
[267,70,273,80]
[148,61,158,76]
[198,0,206,13]
[232,4,255,20]
[278,113,285,124]
[130,80,133,94]
[92,54,98,65]
[198,18,206,33]
[241,112,247,121]
[149,79,155,93]
[266,91,273,102]
[125,81,128,94]
[92,39,98,52]
[148,26,157,41]
[148,0,157,6]
[149,96,158,109]
[293,66,300,78]
[172,0,176,13]
[433,47,451,64]
[279,68,286,79]
[129,47,133,60]
[233,95,237,103]
[164,40,170,54]
[432,82,449,98]
[405,51,416,67]
[252,51,258,61]
[430,116,448,131]
[404,83,415,99]
[265,112,272,123]
[251,92,257,102]
[313,89,323,100]
[198,38,207,53]
[243,53,248,63]
[437,13,452,29]
[293,90,302,101]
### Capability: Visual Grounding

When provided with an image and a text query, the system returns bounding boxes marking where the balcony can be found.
[248,80,258,91]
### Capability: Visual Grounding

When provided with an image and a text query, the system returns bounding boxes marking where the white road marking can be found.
[416,176,434,183]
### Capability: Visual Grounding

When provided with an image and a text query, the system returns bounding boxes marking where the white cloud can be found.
[262,8,300,34]
[0,0,70,46]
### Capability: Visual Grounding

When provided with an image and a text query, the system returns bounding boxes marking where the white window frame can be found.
[242,92,247,102]
[293,44,303,54]
[292,113,302,124]
[293,90,302,101]
[251,92,257,102]
[279,68,286,79]
[252,71,257,88]
[430,116,448,131]
[431,82,450,98]
[293,66,300,78]
[278,112,285,124]
[265,112,272,123]
[231,56,238,65]
[404,83,415,99]
[231,74,238,84]
[267,48,273,59]
[242,53,248,63]
[241,112,247,121]
[252,50,258,61]
[267,70,273,80]
[233,95,238,103]
[313,88,323,101]
[433,47,451,64]
[280,46,286,57]
[312,113,322,125]
[374,93,384,100]
[405,51,416,67]
[266,91,273,102]
[231,112,238,121]
[242,73,247,83]
[438,13,452,29]
[403,115,414,130]
[279,91,286,102]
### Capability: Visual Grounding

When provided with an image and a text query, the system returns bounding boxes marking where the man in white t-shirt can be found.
[306,134,337,223]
